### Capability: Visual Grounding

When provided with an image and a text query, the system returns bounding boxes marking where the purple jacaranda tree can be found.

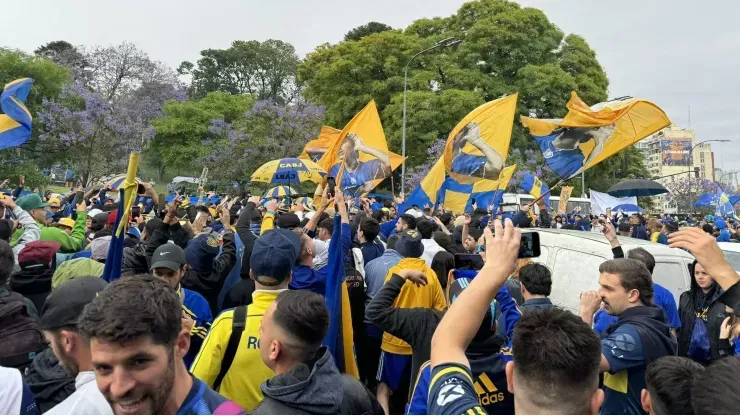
[664,177,718,213]
[37,80,185,185]
[206,99,325,184]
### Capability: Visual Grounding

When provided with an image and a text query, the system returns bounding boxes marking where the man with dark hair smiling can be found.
[78,275,242,415]
[253,290,381,414]
[580,259,677,415]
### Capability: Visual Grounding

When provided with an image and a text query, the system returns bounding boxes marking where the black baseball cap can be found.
[151,243,187,271]
[40,276,108,330]
[396,229,423,258]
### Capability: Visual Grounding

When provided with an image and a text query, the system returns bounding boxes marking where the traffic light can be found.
[694,167,700,178]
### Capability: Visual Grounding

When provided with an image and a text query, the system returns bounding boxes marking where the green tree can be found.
[147,92,254,178]
[298,0,612,178]
[0,48,70,114]
[179,40,299,102]
[344,22,394,42]
[34,40,90,83]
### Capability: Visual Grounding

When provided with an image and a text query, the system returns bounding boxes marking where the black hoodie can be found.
[678,260,727,362]
[605,305,677,365]
[252,347,382,415]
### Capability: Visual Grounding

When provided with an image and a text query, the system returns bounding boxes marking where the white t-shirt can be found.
[45,371,113,415]
[0,366,23,415]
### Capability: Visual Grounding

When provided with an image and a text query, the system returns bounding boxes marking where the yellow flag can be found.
[317,101,396,197]
[558,186,574,214]
[299,126,342,162]
[443,94,518,184]
[521,92,671,180]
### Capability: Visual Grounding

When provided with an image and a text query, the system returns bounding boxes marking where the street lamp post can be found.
[687,139,730,215]
[401,37,462,196]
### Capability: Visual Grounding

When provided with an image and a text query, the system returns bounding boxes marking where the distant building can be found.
[637,125,715,213]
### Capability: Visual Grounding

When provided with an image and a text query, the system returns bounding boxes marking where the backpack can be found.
[688,317,711,362]
[213,305,246,391]
[0,292,47,370]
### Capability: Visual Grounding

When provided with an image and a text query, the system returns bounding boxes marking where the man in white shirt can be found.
[40,277,112,415]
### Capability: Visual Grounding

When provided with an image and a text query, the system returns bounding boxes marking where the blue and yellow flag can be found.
[715,186,739,221]
[0,78,34,150]
[519,173,551,208]
[102,153,140,282]
[324,214,359,377]
[402,160,517,215]
[300,126,342,162]
[443,94,517,184]
[522,92,670,180]
[318,102,397,197]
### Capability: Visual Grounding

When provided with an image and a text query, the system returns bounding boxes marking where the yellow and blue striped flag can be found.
[491,165,516,214]
[102,153,140,282]
[519,173,550,208]
[0,78,34,150]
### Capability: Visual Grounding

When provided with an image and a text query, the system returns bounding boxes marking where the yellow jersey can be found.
[190,289,284,411]
[381,258,446,355]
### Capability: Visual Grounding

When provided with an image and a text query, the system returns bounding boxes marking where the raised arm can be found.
[430,220,520,369]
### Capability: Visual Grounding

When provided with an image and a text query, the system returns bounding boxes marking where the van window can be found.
[551,249,605,311]
[652,262,686,305]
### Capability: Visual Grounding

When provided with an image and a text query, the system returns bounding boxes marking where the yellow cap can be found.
[58,217,75,228]
[48,197,61,208]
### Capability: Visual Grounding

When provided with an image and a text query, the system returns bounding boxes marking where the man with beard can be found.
[40,276,112,414]
[579,259,677,415]
[78,275,242,415]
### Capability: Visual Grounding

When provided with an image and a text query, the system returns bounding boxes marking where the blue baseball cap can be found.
[250,228,301,286]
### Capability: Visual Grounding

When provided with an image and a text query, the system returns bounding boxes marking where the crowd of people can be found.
[1,177,740,415]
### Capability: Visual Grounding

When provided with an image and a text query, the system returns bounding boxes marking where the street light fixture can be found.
[687,139,730,214]
[400,37,462,195]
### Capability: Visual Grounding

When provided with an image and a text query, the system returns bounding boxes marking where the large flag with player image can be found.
[443,94,518,184]
[490,165,516,214]
[0,78,34,150]
[317,102,401,197]
[302,125,405,180]
[521,92,671,180]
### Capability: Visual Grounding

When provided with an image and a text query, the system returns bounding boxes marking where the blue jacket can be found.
[291,223,351,295]
[217,231,245,312]
[181,287,213,368]
[379,217,399,240]
[407,352,514,415]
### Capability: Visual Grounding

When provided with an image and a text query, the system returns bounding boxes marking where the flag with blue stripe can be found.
[0,78,34,150]
[102,153,140,282]
[519,173,551,208]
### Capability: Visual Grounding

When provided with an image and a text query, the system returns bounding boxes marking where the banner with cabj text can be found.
[521,92,671,180]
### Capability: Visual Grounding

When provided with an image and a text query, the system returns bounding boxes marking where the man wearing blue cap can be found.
[191,228,301,412]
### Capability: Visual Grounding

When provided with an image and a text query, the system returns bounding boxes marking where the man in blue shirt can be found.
[328,133,391,196]
[715,218,732,242]
[598,224,681,337]
[151,243,213,368]
[579,258,677,415]
[77,275,242,415]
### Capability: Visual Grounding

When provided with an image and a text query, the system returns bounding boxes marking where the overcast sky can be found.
[6,0,739,173]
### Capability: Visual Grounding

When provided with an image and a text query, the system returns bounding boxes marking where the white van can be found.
[525,228,695,313]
